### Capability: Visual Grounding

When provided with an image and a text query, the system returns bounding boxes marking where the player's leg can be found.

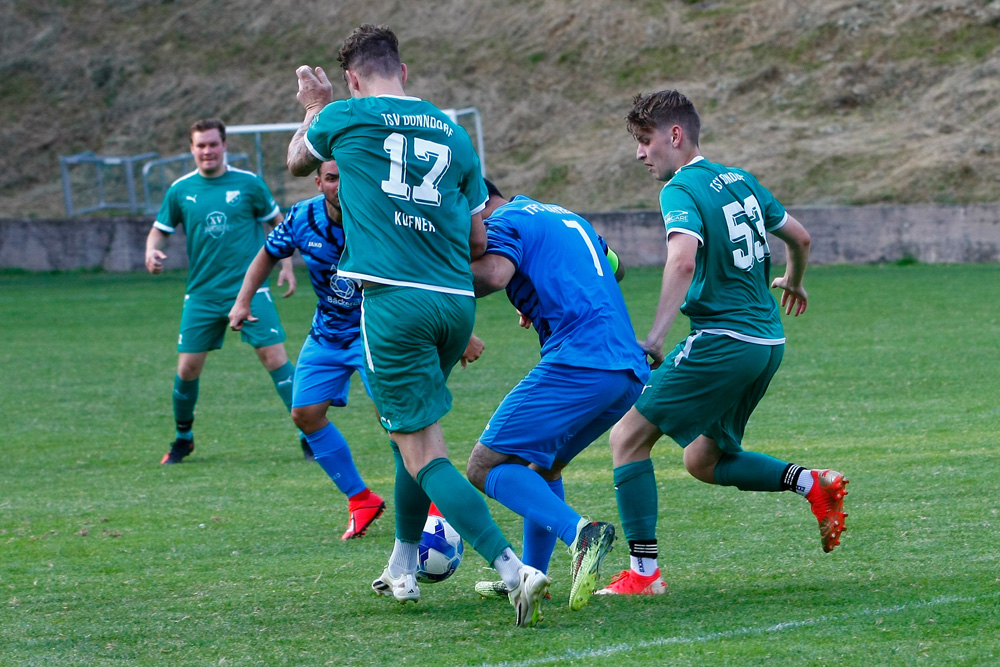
[292,335,384,539]
[683,339,848,551]
[240,290,294,412]
[162,296,225,464]
[364,286,549,625]
[597,406,669,595]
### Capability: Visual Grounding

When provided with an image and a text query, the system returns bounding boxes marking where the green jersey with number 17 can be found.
[154,166,280,299]
[304,96,488,296]
[659,156,788,343]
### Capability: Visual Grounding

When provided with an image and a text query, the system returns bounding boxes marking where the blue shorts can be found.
[291,334,371,409]
[479,362,645,470]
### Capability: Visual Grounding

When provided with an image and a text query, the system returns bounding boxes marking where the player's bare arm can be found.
[471,253,516,297]
[145,227,170,274]
[229,247,280,331]
[643,232,698,368]
[264,212,297,297]
[469,212,487,260]
[287,65,333,177]
[769,214,811,316]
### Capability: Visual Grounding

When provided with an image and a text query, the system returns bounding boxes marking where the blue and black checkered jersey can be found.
[483,195,648,379]
[264,195,362,348]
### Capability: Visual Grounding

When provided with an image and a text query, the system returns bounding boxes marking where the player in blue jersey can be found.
[229,160,386,540]
[598,90,848,597]
[145,118,298,465]
[286,25,549,627]
[465,180,650,612]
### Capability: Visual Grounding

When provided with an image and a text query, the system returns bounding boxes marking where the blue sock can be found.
[308,423,366,497]
[521,477,564,573]
[484,463,581,546]
[713,451,788,491]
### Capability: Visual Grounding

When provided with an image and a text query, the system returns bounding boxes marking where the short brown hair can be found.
[626,91,700,145]
[190,118,226,143]
[337,24,401,79]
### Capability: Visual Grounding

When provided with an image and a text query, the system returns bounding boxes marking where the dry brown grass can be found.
[2,0,999,218]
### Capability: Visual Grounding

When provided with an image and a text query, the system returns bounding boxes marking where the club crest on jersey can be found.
[205,211,228,238]
[226,190,241,205]
[663,210,690,224]
[330,273,359,301]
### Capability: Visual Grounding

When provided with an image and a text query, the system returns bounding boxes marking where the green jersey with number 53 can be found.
[304,96,488,296]
[659,156,788,343]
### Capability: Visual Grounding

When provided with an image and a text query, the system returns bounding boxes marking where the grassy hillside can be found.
[3,0,1000,218]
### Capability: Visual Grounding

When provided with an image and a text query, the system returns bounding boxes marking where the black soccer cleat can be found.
[300,437,315,461]
[160,438,194,465]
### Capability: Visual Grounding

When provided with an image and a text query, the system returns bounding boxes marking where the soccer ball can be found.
[416,514,464,583]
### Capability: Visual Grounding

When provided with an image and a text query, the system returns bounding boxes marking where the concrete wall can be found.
[1,204,998,272]
[584,203,1000,268]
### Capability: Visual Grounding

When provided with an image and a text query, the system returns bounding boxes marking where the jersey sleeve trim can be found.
[471,197,488,215]
[153,220,175,234]
[304,134,330,162]
[666,227,703,246]
[484,246,519,268]
[766,211,789,232]
[257,205,281,223]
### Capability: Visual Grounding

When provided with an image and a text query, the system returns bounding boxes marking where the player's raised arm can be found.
[769,214,811,316]
[287,65,332,177]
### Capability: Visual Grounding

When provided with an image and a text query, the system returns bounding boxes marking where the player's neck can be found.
[355,75,406,99]
[325,201,343,226]
[198,163,228,179]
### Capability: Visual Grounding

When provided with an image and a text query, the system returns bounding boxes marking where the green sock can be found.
[613,459,659,542]
[416,458,511,564]
[172,376,199,438]
[390,441,431,543]
[713,451,788,491]
[268,362,294,411]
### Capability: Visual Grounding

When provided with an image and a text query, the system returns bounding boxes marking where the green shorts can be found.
[178,290,286,353]
[635,332,783,453]
[360,285,475,433]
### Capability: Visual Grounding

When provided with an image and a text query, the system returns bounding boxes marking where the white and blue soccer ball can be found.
[416,514,464,583]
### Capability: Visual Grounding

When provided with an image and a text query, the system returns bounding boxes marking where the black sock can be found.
[629,540,658,560]
[780,464,805,492]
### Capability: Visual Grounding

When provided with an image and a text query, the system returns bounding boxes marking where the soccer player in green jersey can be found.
[598,90,849,597]
[146,118,299,465]
[286,24,549,627]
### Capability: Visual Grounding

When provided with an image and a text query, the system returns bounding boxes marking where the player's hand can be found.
[277,263,297,298]
[228,302,257,331]
[517,310,532,329]
[460,334,485,368]
[295,65,334,114]
[640,338,665,370]
[145,248,166,274]
[770,276,808,316]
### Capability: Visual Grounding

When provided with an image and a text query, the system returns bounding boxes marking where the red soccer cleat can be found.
[341,492,386,540]
[806,469,849,552]
[595,568,668,596]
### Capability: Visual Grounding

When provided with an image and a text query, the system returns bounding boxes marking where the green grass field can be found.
[2,263,999,666]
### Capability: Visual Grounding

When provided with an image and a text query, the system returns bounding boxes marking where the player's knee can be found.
[291,406,325,432]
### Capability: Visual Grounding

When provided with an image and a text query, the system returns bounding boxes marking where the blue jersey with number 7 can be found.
[483,195,648,379]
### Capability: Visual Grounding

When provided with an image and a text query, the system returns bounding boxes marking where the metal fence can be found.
[59,108,486,217]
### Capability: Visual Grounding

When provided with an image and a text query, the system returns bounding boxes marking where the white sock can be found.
[630,555,659,577]
[795,469,815,496]
[493,547,523,590]
[388,539,418,577]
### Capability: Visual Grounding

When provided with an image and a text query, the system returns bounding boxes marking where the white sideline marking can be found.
[475,592,1000,667]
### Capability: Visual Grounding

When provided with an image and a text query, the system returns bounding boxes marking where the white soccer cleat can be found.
[508,565,550,628]
[372,567,420,604]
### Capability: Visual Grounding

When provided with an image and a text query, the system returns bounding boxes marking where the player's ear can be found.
[399,63,408,85]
